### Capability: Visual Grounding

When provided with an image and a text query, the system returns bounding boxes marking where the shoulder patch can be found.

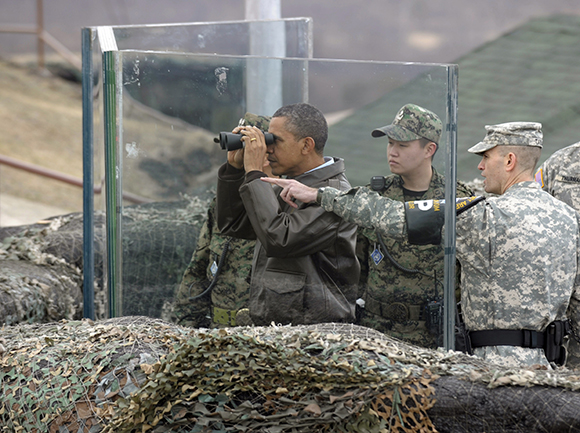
[535,168,544,188]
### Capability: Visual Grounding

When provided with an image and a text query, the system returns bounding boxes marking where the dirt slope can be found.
[0,59,83,225]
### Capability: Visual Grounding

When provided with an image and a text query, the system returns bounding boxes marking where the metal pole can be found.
[82,28,95,320]
[245,0,281,20]
[81,29,95,320]
[0,153,150,204]
[103,51,118,318]
[443,64,459,351]
[244,0,284,115]
[36,0,44,71]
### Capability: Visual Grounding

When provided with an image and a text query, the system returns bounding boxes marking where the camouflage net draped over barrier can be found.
[1,317,580,433]
[120,196,210,319]
[0,193,212,325]
[0,216,84,325]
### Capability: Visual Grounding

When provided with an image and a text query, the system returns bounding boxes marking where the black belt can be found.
[469,329,545,349]
[365,300,423,322]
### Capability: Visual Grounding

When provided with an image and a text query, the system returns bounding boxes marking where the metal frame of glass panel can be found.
[100,50,458,349]
[81,18,313,321]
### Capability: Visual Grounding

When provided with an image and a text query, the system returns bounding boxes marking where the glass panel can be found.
[110,19,313,58]
[104,51,457,349]
[82,19,313,321]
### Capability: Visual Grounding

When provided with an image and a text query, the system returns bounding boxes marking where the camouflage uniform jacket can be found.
[456,181,580,367]
[535,142,580,367]
[216,158,360,326]
[317,181,580,367]
[175,197,255,327]
[356,169,472,348]
[535,141,580,212]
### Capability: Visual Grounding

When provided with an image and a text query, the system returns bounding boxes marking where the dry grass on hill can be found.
[0,58,84,215]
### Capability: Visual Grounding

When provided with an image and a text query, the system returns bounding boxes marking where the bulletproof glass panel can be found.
[100,50,458,349]
[81,19,312,320]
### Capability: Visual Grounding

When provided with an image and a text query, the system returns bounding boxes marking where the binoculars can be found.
[216,131,275,151]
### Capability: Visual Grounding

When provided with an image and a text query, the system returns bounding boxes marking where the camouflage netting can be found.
[1,317,580,433]
[120,194,212,319]
[0,193,212,325]
[0,216,84,325]
[2,178,580,432]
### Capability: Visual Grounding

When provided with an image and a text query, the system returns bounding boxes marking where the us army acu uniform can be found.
[535,141,580,212]
[174,113,271,328]
[459,123,580,367]
[356,104,472,349]
[315,122,580,368]
[535,141,580,368]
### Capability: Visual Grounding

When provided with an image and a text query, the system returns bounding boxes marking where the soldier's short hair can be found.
[496,145,542,173]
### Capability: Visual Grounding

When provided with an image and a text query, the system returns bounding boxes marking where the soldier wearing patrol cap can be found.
[534,141,580,368]
[371,103,443,143]
[262,121,580,368]
[454,121,580,368]
[356,103,472,349]
[535,141,580,213]
[174,113,273,328]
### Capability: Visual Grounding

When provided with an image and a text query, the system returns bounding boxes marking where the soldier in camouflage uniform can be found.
[535,141,580,212]
[535,142,580,368]
[174,113,272,328]
[356,104,472,349]
[263,122,580,368]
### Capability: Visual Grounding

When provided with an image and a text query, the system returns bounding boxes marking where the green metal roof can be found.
[328,14,580,185]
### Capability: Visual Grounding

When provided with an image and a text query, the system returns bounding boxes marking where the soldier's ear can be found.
[425,142,437,158]
[505,152,517,172]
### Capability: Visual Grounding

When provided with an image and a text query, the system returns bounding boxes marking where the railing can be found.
[0,154,151,204]
[0,0,81,72]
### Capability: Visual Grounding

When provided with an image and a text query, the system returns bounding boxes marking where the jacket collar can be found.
[293,157,345,185]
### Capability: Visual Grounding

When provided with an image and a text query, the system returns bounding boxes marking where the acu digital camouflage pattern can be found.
[456,181,580,368]
[174,112,271,328]
[535,141,580,212]
[371,104,442,144]
[318,180,580,368]
[357,169,472,349]
[468,121,543,154]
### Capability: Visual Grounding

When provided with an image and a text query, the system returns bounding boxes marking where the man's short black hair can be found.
[273,103,328,154]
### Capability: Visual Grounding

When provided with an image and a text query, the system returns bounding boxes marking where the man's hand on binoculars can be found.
[226,146,245,170]
[239,126,268,173]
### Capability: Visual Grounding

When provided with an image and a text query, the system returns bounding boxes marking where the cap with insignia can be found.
[468,121,543,154]
[371,103,442,144]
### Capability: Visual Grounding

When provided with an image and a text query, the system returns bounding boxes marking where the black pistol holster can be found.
[454,302,472,354]
[468,320,570,366]
[545,320,570,366]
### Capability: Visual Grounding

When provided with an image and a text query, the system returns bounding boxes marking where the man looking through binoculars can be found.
[215,102,360,326]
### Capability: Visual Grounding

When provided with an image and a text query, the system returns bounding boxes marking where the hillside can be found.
[0,59,84,226]
[0,58,219,227]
